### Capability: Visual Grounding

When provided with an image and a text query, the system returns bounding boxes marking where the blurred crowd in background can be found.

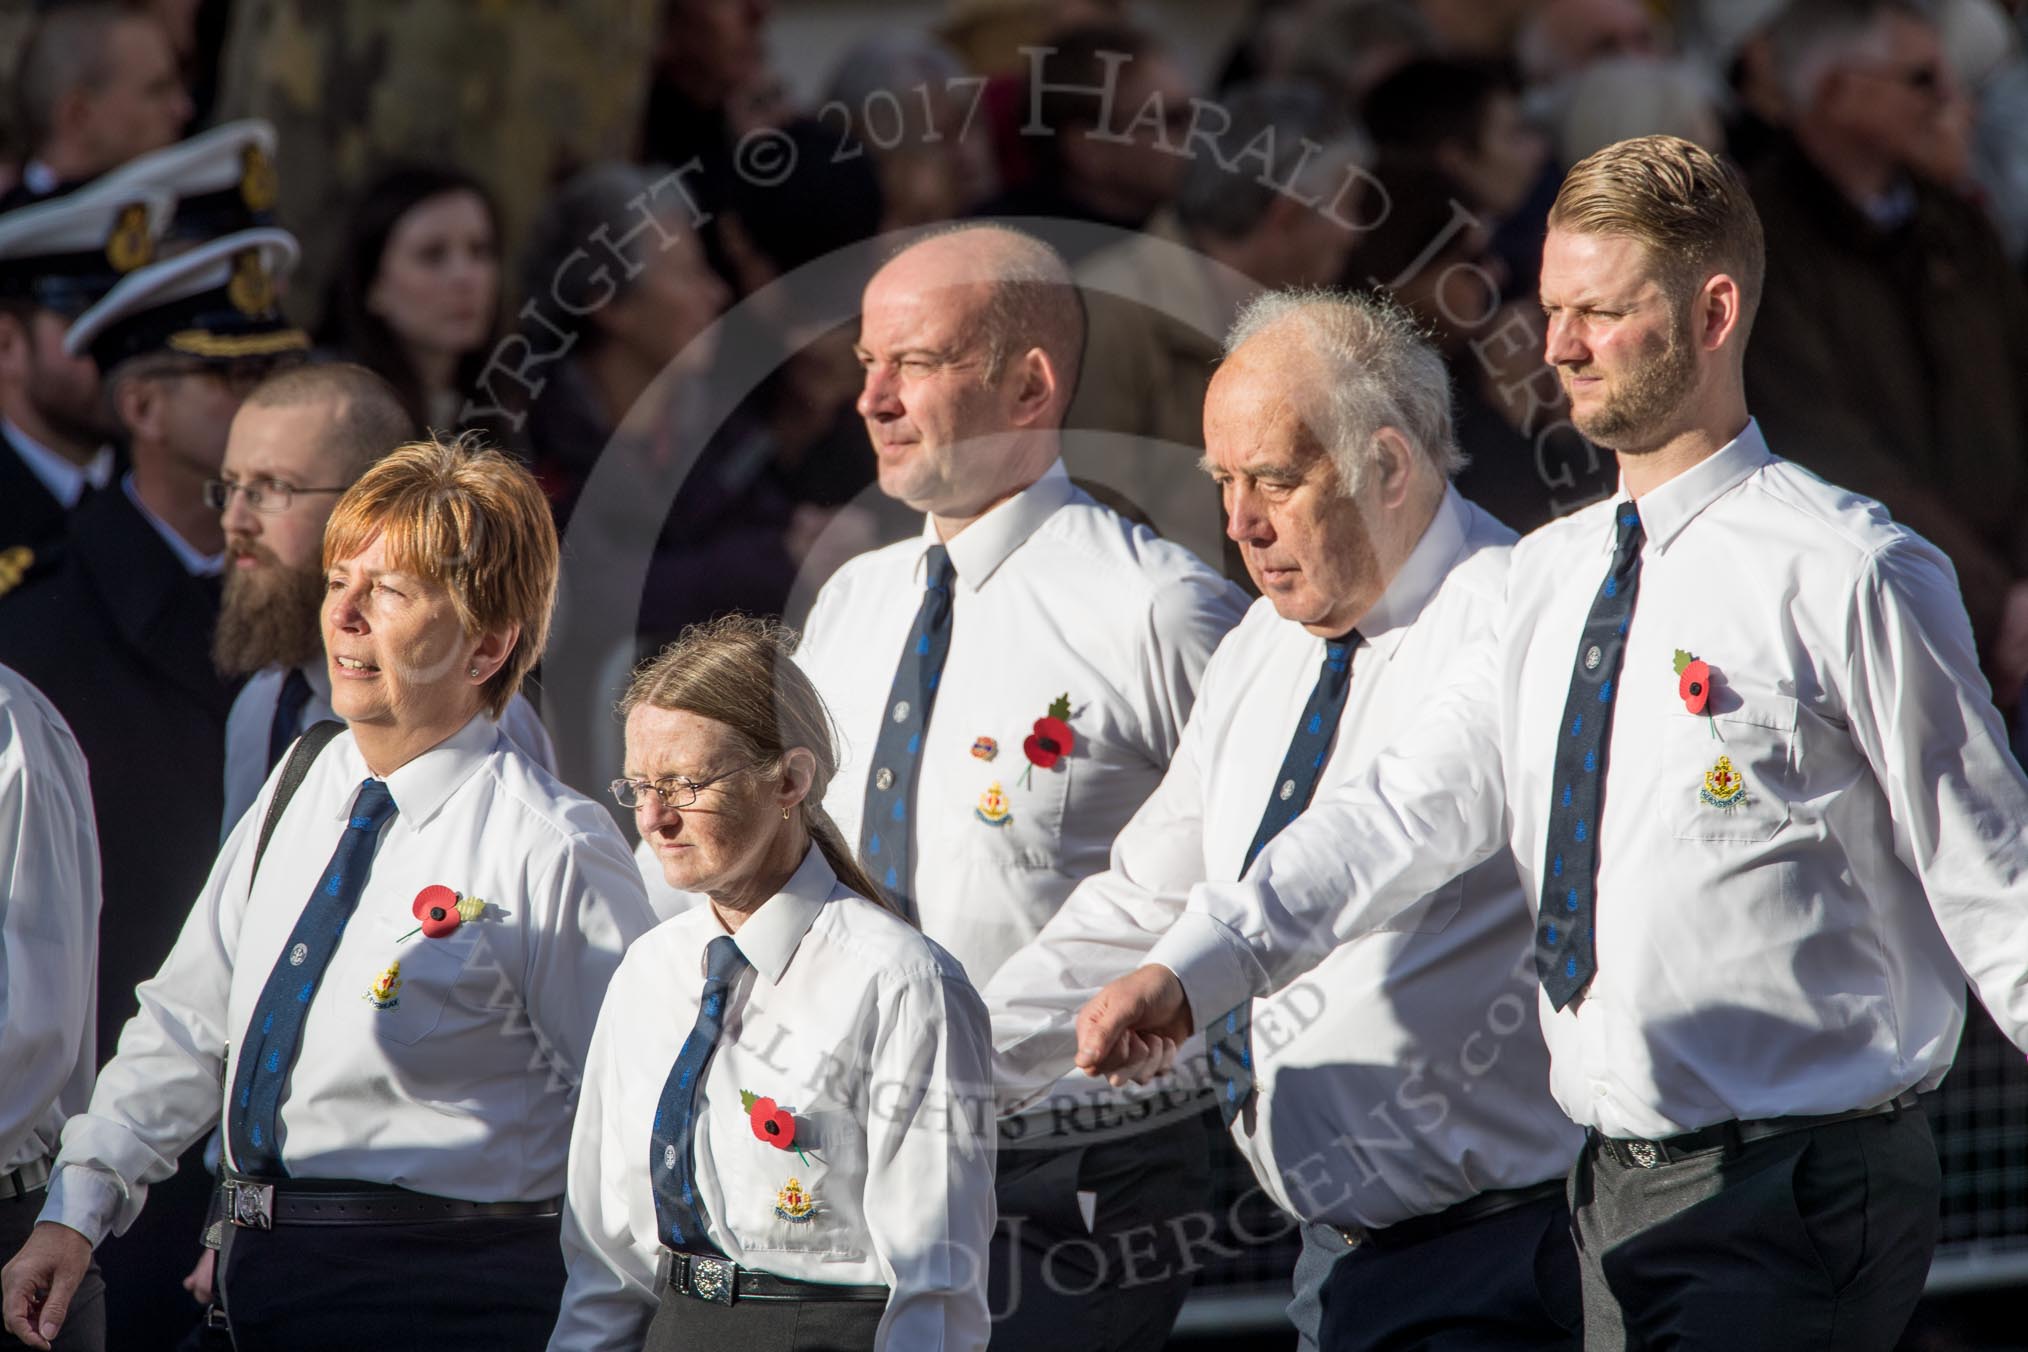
[2,3,2027,1346]
[5,0,2024,702]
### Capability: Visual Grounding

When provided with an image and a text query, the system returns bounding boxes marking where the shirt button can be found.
[874,767,894,791]
[892,700,911,723]
[1592,1083,1611,1099]
[288,943,308,967]
[1584,645,1602,671]
[1278,780,1296,801]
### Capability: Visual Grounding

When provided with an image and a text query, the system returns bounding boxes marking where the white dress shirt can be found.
[799,460,1246,1118]
[222,661,558,833]
[990,490,1582,1228]
[42,715,658,1244]
[2,419,111,511]
[0,663,99,1175]
[552,845,995,1352]
[1148,421,2028,1141]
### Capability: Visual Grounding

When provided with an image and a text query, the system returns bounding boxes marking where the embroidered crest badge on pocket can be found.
[975,781,1012,826]
[1699,755,1751,810]
[364,960,402,1009]
[774,1177,816,1223]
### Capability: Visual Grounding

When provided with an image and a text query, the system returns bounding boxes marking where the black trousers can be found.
[1572,1107,1939,1351]
[216,1213,564,1351]
[1313,1193,1581,1352]
[92,1145,209,1351]
[0,1188,103,1352]
[987,1111,1211,1351]
[644,1287,885,1351]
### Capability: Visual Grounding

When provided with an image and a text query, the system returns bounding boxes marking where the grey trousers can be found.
[0,1189,104,1352]
[644,1287,884,1351]
[1572,1107,1939,1351]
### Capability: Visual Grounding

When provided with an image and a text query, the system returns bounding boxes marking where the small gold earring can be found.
[782,806,791,821]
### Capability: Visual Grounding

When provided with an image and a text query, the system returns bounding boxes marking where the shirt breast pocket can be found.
[368,927,473,1047]
[965,739,1070,863]
[1663,696,1797,843]
[727,1105,868,1261]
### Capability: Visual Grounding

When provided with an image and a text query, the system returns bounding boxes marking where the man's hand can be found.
[1,1221,92,1350]
[1075,965,1192,1086]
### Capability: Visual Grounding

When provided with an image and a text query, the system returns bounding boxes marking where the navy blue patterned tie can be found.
[266,666,314,772]
[1209,634,1358,1127]
[858,543,954,922]
[651,935,748,1255]
[228,779,397,1175]
[1538,503,1645,1009]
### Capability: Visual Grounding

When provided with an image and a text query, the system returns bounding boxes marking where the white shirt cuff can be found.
[38,1164,127,1248]
[1145,909,1264,1032]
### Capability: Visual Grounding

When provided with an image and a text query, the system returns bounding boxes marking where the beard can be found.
[211,542,327,677]
[25,354,118,448]
[1562,319,1698,454]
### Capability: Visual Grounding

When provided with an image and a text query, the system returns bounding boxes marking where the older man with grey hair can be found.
[991,287,1582,1351]
[797,221,1247,1349]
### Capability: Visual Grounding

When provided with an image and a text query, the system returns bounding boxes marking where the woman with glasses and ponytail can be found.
[550,615,996,1352]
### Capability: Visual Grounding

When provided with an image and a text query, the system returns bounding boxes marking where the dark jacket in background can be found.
[1746,139,2028,670]
[0,486,240,1054]
[0,433,68,563]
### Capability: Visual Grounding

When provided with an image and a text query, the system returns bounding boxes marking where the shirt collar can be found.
[121,473,224,576]
[331,713,500,829]
[708,843,838,986]
[927,459,1078,593]
[1612,418,1772,556]
[1355,486,1470,661]
[301,659,332,707]
[4,418,111,508]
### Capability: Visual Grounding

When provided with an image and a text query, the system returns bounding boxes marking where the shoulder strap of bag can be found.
[251,719,346,886]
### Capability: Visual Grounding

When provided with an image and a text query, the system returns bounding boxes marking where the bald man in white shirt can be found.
[1079,135,2025,1350]
[0,666,103,1352]
[991,291,1583,1351]
[795,224,1247,1349]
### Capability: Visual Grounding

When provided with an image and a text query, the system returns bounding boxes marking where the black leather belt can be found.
[221,1174,561,1229]
[1349,1177,1567,1252]
[656,1249,888,1306]
[1591,1091,1920,1170]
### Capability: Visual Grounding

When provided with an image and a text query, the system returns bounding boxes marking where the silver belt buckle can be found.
[688,1255,736,1305]
[227,1180,275,1230]
[1625,1140,1663,1170]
